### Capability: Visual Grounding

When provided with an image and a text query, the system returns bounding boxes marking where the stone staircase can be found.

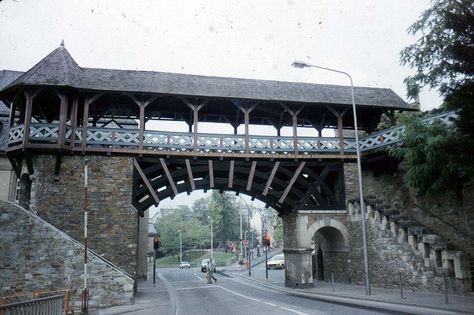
[347,195,472,294]
[0,200,135,310]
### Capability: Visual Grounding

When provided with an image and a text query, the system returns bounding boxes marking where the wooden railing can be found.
[8,111,458,156]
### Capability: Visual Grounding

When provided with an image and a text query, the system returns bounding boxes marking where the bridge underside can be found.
[132,158,345,216]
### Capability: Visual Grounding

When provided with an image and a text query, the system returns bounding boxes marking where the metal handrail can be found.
[0,294,65,315]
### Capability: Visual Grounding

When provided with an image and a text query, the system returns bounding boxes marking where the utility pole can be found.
[81,159,89,315]
[178,230,183,264]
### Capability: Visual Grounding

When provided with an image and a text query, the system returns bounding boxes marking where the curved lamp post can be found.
[292,60,371,295]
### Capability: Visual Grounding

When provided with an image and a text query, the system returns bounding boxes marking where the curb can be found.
[237,274,470,315]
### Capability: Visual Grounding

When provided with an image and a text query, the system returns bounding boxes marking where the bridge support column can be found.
[282,212,314,288]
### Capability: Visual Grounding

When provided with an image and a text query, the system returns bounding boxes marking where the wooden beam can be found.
[246,161,257,191]
[160,158,179,196]
[8,156,22,177]
[262,161,279,196]
[295,166,330,209]
[278,162,306,204]
[25,152,34,175]
[228,160,235,188]
[185,159,196,191]
[208,160,214,188]
[133,159,160,206]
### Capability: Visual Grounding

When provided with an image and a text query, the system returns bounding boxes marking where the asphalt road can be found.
[161,265,391,315]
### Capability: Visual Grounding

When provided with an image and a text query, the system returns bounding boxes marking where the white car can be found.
[201,258,210,272]
[267,254,285,269]
[179,261,191,269]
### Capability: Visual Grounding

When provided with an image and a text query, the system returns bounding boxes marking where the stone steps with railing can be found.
[347,196,472,293]
[0,200,135,311]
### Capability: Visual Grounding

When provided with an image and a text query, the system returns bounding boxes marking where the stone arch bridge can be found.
[0,43,461,298]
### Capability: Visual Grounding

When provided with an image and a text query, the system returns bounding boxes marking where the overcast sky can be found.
[0,0,440,211]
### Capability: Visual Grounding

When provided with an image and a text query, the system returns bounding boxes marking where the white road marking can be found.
[176,286,214,291]
[279,306,314,315]
[263,301,277,307]
[216,285,311,315]
[217,285,261,302]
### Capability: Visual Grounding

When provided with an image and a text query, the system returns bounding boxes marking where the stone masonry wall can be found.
[343,163,471,293]
[0,200,134,309]
[29,155,138,276]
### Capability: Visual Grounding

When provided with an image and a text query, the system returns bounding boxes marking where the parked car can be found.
[201,258,210,272]
[179,261,191,269]
[267,254,285,269]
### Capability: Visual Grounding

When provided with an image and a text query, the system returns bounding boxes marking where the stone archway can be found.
[308,218,350,283]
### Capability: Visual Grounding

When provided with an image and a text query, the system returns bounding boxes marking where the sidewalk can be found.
[96,272,172,315]
[220,254,474,315]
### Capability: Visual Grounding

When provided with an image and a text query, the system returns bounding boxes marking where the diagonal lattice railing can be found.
[8,111,458,155]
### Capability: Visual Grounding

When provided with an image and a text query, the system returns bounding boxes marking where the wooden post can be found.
[327,107,348,157]
[58,92,68,147]
[23,91,33,147]
[337,114,344,156]
[139,104,145,150]
[292,112,298,156]
[244,109,250,154]
[81,98,90,152]
[70,97,78,149]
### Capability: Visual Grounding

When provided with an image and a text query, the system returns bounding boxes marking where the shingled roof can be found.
[1,43,410,110]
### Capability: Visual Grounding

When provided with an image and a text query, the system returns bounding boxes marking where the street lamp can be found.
[292,60,371,295]
[178,229,182,264]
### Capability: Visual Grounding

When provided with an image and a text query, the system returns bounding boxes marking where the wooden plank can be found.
[246,161,257,191]
[133,159,160,206]
[160,158,178,196]
[208,160,214,188]
[185,159,196,191]
[228,160,235,188]
[278,162,306,204]
[262,161,279,196]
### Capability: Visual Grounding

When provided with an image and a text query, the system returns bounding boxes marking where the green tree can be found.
[155,205,208,257]
[396,0,474,194]
[209,190,240,245]
[272,213,283,246]
[400,0,474,136]
[388,112,472,196]
[192,197,211,225]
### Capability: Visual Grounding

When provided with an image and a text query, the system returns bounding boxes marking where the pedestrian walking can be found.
[207,258,217,283]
